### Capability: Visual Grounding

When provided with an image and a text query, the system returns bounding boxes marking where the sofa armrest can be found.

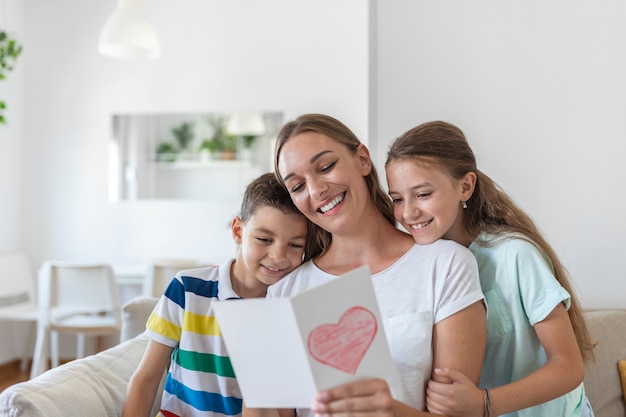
[121,296,159,342]
[583,309,626,417]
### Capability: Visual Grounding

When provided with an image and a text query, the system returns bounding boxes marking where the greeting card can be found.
[212,265,395,408]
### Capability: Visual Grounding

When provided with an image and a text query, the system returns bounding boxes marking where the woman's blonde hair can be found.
[386,120,595,362]
[274,113,395,257]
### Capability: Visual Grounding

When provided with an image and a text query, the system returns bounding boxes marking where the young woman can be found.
[267,113,486,417]
[385,120,595,417]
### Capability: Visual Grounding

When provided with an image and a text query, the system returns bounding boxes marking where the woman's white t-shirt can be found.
[267,239,484,414]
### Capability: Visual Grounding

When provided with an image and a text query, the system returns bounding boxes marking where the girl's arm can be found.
[311,301,487,417]
[122,340,173,417]
[487,302,584,416]
[426,302,584,417]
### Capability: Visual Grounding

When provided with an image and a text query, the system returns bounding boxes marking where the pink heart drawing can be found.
[307,306,377,374]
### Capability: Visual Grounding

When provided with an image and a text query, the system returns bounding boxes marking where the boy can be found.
[122,172,316,417]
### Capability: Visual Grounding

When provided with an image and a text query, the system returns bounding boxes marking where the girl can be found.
[385,120,595,417]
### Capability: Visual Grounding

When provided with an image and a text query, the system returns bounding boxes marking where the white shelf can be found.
[155,159,254,170]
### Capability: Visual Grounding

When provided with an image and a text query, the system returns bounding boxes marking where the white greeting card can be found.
[212,265,395,408]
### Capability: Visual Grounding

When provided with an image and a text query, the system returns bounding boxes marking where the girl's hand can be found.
[311,378,394,417]
[426,368,483,417]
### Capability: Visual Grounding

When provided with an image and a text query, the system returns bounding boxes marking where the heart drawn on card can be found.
[307,306,378,374]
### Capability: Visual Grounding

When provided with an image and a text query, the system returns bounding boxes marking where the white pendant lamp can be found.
[98,0,161,59]
[226,112,267,136]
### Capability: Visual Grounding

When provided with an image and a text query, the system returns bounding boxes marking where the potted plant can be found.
[171,121,194,157]
[0,30,23,124]
[198,137,221,161]
[156,141,178,163]
[220,133,238,160]
[238,134,260,161]
[205,115,238,160]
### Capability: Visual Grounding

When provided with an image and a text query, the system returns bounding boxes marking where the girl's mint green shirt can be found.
[470,232,586,417]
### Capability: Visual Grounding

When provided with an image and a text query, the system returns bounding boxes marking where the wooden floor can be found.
[0,359,75,393]
[0,360,29,393]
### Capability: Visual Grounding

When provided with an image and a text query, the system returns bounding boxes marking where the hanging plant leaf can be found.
[0,30,23,124]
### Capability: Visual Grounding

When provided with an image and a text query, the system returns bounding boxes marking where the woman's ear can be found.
[231,216,244,244]
[461,171,477,201]
[356,144,372,176]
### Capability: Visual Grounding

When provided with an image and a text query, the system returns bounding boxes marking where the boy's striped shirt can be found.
[145,259,242,417]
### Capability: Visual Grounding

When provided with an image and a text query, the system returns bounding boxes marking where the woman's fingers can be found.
[312,379,393,417]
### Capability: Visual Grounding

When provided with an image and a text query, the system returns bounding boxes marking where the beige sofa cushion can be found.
[583,309,626,417]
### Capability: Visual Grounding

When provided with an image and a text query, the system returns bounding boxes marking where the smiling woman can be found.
[263,113,486,417]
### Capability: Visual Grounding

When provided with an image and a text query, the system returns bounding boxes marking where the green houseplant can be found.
[171,121,194,151]
[204,115,238,160]
[0,30,23,124]
[198,138,221,153]
[156,141,178,163]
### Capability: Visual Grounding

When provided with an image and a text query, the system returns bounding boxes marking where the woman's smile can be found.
[318,192,345,214]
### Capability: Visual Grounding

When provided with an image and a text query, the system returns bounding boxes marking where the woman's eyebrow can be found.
[310,150,332,163]
[282,150,333,182]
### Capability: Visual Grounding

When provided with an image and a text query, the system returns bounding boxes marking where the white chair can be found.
[30,261,122,379]
[143,259,201,298]
[0,252,39,372]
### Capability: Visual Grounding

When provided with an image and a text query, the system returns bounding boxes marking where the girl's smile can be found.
[386,159,468,245]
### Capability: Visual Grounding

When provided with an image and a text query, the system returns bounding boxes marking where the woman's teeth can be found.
[320,194,344,213]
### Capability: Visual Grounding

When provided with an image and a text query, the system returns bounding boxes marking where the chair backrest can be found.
[143,259,201,298]
[0,252,37,316]
[38,261,122,326]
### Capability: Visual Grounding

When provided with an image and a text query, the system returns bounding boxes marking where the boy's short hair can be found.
[239,172,320,262]
[240,172,301,223]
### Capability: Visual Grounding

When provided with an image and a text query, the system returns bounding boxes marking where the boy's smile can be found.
[231,206,308,298]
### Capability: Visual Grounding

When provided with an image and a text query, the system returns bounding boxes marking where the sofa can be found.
[0,296,163,417]
[0,297,624,417]
[582,310,626,417]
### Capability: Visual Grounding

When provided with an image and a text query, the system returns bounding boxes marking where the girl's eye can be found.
[391,197,402,205]
[256,237,271,244]
[417,192,431,199]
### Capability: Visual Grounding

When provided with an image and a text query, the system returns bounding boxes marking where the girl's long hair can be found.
[386,120,595,362]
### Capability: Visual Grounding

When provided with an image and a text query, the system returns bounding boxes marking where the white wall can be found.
[0,0,27,366]
[19,0,370,265]
[374,0,626,309]
[3,0,625,365]
[0,0,24,252]
[0,0,369,364]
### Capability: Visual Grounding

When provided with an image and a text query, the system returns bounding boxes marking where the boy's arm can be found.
[122,339,173,417]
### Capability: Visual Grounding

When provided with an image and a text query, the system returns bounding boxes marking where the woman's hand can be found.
[311,378,394,417]
[426,368,483,417]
